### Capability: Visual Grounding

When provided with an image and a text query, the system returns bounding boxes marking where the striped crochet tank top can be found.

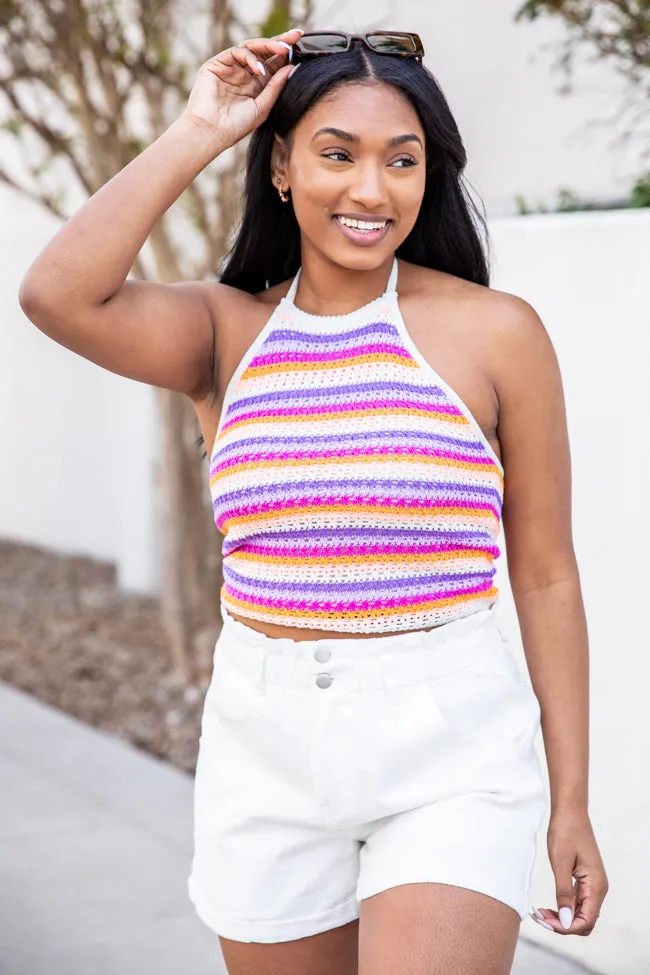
[209,257,505,634]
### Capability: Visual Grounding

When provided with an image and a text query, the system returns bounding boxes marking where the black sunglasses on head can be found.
[292,31,425,64]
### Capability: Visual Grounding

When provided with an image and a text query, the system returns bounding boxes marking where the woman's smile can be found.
[333,213,393,245]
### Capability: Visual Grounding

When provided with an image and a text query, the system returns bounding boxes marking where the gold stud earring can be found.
[275,177,289,203]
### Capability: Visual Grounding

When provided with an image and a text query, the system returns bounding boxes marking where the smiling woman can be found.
[219,43,488,296]
[17,22,607,975]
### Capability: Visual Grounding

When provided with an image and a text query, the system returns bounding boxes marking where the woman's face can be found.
[274,81,427,271]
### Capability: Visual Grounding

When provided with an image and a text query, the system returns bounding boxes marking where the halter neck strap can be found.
[284,255,399,305]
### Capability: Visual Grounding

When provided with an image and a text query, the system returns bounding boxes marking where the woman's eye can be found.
[321,151,417,167]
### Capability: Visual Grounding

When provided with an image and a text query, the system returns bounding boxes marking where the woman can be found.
[18,26,608,975]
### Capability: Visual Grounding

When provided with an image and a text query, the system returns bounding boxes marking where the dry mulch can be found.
[0,538,212,775]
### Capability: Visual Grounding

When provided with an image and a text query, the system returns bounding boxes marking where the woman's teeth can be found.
[336,216,388,232]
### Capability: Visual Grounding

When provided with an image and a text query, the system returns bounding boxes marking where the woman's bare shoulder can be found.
[400,259,537,322]
[201,276,293,332]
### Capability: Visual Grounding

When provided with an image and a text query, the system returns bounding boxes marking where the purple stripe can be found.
[267,321,399,344]
[225,379,449,414]
[222,529,499,559]
[223,577,495,610]
[214,427,488,460]
[225,564,494,594]
[227,526,492,545]
[249,343,412,368]
[216,477,500,506]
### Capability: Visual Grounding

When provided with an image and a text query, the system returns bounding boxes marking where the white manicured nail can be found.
[559,906,573,929]
[256,60,266,76]
[531,913,554,932]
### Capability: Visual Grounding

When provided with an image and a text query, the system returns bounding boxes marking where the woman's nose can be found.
[347,165,387,208]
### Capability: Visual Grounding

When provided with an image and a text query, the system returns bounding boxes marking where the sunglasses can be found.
[291,31,425,64]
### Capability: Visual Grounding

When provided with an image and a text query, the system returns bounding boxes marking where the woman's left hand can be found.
[530,808,608,936]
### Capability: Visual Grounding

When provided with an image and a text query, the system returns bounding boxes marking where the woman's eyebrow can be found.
[312,126,423,149]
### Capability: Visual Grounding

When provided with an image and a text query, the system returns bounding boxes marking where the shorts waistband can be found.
[217,604,503,692]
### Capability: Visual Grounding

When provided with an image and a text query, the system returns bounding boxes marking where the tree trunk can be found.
[149,223,223,687]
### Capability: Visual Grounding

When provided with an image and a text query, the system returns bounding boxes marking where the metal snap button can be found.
[316,673,333,689]
[314,647,331,663]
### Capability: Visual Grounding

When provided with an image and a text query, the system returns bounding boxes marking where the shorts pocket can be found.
[202,641,262,723]
[424,636,541,744]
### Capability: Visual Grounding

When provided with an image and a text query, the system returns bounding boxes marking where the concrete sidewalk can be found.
[0,682,589,975]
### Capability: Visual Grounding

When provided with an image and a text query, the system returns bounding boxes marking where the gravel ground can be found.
[0,539,210,774]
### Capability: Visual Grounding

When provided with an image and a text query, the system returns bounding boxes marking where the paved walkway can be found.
[0,683,591,974]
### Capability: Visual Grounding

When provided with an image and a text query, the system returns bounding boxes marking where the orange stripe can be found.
[217,406,469,443]
[229,548,494,566]
[210,451,504,487]
[241,352,417,379]
[221,586,500,622]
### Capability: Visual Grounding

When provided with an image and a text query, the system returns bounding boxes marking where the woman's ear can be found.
[270,132,289,187]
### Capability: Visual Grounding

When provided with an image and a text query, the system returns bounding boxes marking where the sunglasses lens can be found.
[365,33,417,55]
[295,33,349,54]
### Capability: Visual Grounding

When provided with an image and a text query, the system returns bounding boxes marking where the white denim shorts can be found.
[188,604,548,944]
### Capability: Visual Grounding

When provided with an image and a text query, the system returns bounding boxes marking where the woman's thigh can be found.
[218,918,359,975]
[358,883,520,975]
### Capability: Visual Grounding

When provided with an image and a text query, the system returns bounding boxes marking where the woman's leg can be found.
[358,883,519,975]
[218,918,359,975]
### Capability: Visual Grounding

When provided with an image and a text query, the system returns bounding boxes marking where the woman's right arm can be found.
[17,29,302,400]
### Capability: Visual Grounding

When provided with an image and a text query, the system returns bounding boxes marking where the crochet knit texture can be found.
[209,257,505,633]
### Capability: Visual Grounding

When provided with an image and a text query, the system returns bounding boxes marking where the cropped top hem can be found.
[220,590,500,635]
[209,256,504,637]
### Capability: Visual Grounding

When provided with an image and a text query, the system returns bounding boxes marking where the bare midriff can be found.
[224,608,444,641]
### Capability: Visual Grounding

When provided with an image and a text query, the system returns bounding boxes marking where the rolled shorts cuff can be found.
[188,877,360,944]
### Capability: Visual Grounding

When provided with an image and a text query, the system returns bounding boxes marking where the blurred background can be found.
[1,1,648,973]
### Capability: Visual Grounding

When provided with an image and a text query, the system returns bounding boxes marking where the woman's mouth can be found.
[333,215,392,246]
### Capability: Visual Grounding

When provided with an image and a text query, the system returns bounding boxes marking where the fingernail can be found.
[288,62,301,78]
[531,907,545,921]
[530,912,554,932]
[559,906,573,929]
[290,28,304,33]
[256,60,266,76]
[277,41,293,62]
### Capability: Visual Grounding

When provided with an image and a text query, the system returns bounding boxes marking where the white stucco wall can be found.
[489,210,650,975]
[1,189,161,593]
[312,0,647,216]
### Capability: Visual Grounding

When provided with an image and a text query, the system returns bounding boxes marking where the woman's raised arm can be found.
[17,29,303,398]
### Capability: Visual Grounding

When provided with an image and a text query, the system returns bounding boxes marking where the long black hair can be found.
[218,42,490,293]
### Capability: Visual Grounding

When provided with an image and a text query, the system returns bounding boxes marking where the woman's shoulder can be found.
[198,277,291,343]
[399,259,533,321]
[398,260,546,371]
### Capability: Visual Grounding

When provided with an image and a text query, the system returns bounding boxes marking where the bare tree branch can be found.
[514,0,650,155]
[1,0,310,683]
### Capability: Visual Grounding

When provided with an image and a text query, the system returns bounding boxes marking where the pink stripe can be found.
[213,444,486,473]
[224,581,494,613]
[250,343,410,366]
[221,399,462,433]
[238,542,500,559]
[222,496,500,521]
